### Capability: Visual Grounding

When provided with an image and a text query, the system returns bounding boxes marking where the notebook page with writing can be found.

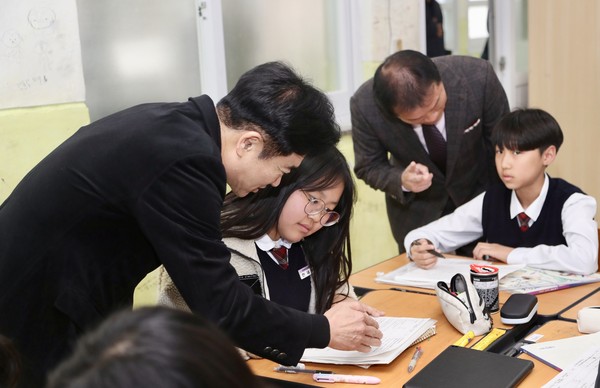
[542,347,600,388]
[521,331,600,371]
[301,317,436,366]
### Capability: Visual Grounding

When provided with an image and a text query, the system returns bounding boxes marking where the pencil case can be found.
[577,306,600,333]
[436,273,492,336]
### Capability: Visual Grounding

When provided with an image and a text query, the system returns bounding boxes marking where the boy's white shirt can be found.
[404,174,598,275]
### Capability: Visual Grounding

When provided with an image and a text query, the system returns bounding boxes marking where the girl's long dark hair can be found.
[0,335,21,388]
[47,307,264,388]
[221,147,355,313]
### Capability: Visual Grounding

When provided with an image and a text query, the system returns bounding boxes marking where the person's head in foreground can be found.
[47,307,266,388]
[0,334,21,388]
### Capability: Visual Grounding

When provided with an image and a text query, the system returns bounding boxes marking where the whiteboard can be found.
[0,0,85,109]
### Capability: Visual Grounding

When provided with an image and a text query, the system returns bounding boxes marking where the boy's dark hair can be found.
[217,61,340,158]
[492,108,564,153]
[373,50,441,118]
[221,147,355,313]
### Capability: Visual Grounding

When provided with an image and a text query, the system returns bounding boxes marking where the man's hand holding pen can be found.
[409,238,445,269]
[324,299,384,353]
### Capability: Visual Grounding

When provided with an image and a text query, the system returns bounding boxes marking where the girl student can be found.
[158,146,357,323]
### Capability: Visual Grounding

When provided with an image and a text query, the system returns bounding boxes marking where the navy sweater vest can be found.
[257,244,311,312]
[482,178,583,248]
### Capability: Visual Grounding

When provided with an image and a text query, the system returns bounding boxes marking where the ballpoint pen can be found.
[313,373,381,384]
[427,249,446,259]
[407,346,423,373]
[274,365,333,374]
[411,239,445,259]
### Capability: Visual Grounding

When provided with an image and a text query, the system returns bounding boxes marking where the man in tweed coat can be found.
[351,50,509,254]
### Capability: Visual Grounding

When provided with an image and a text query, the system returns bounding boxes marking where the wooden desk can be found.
[248,290,558,387]
[558,285,600,320]
[350,254,600,318]
[517,320,584,387]
[249,290,461,387]
[249,257,591,387]
[349,254,409,291]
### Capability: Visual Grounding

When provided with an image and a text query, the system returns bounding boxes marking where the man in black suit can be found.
[0,62,382,386]
[351,50,509,254]
[425,0,449,57]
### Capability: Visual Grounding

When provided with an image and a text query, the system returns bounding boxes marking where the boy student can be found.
[0,62,383,386]
[405,108,598,275]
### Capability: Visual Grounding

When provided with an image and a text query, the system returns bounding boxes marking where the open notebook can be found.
[500,266,600,295]
[301,316,436,367]
[376,258,524,289]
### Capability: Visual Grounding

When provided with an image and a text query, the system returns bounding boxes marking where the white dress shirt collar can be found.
[254,234,292,252]
[413,113,447,144]
[510,173,549,222]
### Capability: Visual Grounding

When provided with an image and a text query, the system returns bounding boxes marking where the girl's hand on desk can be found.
[324,299,384,353]
[472,242,513,262]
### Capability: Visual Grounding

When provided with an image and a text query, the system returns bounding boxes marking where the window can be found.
[198,0,361,129]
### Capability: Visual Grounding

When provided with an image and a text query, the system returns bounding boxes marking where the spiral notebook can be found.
[410,325,436,346]
[301,317,437,366]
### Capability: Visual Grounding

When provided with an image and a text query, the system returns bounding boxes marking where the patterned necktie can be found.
[422,124,447,173]
[270,246,289,269]
[517,212,530,232]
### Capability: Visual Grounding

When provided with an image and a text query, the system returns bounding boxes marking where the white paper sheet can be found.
[0,0,85,109]
[521,331,600,371]
[375,258,525,289]
[542,347,600,388]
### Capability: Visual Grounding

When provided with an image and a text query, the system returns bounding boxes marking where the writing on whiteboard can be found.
[0,0,85,109]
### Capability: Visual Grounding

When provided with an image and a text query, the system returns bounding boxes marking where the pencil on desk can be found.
[390,287,437,296]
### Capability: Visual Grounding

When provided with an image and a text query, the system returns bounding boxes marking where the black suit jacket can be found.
[0,96,328,385]
[351,56,509,250]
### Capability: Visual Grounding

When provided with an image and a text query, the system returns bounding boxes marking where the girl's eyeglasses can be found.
[301,191,341,227]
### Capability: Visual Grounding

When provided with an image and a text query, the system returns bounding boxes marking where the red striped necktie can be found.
[270,246,289,269]
[517,212,530,232]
